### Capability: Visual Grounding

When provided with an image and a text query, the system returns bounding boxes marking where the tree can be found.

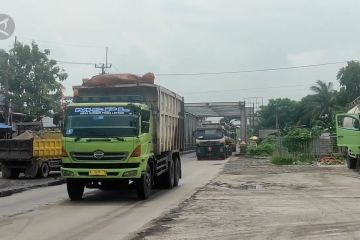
[0,41,67,121]
[337,61,360,104]
[296,94,317,127]
[308,80,337,130]
[258,98,300,129]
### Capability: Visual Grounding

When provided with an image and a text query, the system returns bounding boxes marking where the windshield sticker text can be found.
[74,107,132,115]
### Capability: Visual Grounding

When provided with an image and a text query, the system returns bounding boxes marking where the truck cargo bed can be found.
[0,139,33,161]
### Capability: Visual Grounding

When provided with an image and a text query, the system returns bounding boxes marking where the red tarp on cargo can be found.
[83,72,155,87]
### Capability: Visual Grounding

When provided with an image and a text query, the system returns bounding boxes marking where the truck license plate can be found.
[89,170,107,176]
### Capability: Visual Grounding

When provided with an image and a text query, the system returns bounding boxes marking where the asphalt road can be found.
[0,153,227,240]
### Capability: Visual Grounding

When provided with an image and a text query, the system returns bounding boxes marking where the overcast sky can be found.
[1,0,359,104]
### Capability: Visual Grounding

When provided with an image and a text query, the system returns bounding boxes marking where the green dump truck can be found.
[61,78,184,200]
[336,96,360,169]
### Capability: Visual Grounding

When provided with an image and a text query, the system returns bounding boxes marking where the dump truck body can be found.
[0,131,62,178]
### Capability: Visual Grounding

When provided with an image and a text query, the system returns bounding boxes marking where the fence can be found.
[276,135,339,158]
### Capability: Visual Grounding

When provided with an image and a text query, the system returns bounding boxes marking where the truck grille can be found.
[62,162,139,169]
[71,152,127,161]
[198,141,221,146]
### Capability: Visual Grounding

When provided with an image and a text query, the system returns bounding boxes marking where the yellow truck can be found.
[0,131,62,178]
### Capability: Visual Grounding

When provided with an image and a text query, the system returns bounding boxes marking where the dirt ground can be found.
[134,157,360,240]
[0,171,64,197]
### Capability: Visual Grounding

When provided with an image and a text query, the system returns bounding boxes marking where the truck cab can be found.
[62,102,156,198]
[336,113,360,169]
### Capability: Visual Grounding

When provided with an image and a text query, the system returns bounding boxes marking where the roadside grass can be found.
[271,153,314,165]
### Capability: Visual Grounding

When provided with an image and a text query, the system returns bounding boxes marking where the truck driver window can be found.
[338,115,360,130]
[141,110,150,133]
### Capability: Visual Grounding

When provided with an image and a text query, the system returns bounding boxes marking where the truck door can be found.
[336,114,360,148]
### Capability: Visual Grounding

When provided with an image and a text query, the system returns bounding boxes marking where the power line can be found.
[56,60,97,65]
[182,84,313,95]
[17,36,105,49]
[112,64,121,72]
[156,60,357,76]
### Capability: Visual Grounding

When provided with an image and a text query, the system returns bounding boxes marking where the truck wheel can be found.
[164,160,174,189]
[10,169,21,179]
[137,164,152,200]
[25,164,39,178]
[1,165,12,179]
[37,162,50,178]
[67,179,84,201]
[173,158,180,187]
[347,155,357,169]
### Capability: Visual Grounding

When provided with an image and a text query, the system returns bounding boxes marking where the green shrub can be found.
[271,153,314,165]
[283,127,312,153]
[271,155,294,165]
[247,139,276,156]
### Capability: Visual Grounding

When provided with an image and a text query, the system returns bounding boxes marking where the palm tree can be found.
[309,80,337,128]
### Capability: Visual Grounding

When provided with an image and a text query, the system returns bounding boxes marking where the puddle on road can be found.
[238,184,264,190]
[212,181,264,190]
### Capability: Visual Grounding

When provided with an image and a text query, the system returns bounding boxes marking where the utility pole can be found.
[275,105,279,129]
[2,36,16,126]
[3,60,9,125]
[95,47,112,74]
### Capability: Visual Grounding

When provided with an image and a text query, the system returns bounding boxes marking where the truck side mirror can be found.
[354,119,360,130]
[141,110,150,122]
[141,122,150,133]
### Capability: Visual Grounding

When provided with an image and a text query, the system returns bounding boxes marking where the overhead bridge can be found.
[184,101,250,140]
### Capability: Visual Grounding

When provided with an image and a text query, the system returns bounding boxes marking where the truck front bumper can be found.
[196,145,226,158]
[61,162,142,179]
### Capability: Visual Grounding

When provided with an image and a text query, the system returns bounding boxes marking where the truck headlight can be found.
[62,169,74,176]
[123,170,138,177]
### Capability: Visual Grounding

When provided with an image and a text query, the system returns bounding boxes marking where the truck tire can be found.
[347,155,357,169]
[1,165,12,179]
[173,158,180,187]
[37,162,50,178]
[24,163,39,178]
[67,179,84,201]
[2,167,20,179]
[137,164,152,200]
[10,169,21,179]
[164,160,174,189]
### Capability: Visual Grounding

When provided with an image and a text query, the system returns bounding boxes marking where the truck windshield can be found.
[196,129,223,140]
[65,107,139,137]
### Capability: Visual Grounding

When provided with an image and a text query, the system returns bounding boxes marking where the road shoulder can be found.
[133,156,360,240]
